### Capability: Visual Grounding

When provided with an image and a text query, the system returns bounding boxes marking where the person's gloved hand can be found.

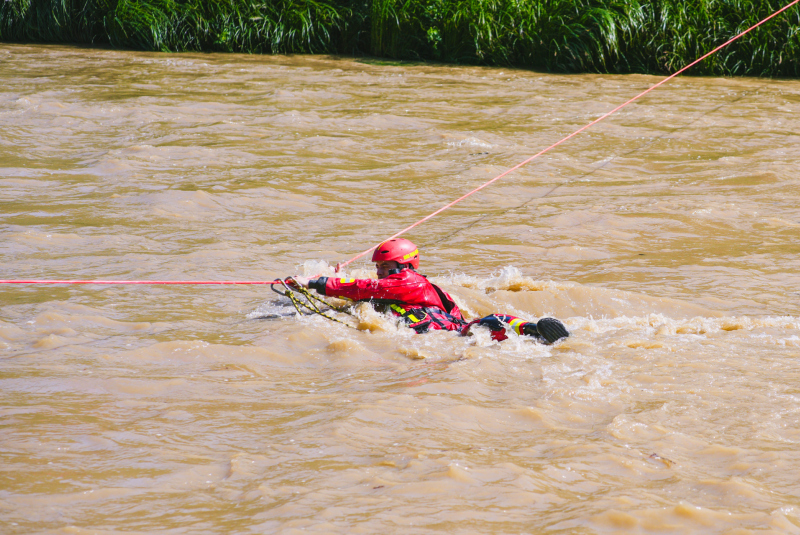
[287,276,311,288]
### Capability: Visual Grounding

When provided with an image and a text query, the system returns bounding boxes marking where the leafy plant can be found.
[1,0,798,76]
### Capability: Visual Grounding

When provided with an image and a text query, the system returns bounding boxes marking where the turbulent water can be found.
[2,44,800,534]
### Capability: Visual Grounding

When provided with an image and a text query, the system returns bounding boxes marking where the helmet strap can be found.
[387,263,411,275]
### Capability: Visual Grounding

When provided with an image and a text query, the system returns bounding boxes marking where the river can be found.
[1,43,800,534]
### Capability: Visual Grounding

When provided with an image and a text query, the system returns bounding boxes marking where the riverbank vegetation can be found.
[2,0,799,76]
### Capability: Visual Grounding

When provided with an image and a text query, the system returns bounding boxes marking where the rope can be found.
[0,280,284,285]
[271,279,359,329]
[2,0,797,286]
[335,0,800,271]
[423,85,767,247]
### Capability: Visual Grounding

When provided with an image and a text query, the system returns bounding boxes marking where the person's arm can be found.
[291,273,425,302]
[319,276,419,302]
[286,276,328,293]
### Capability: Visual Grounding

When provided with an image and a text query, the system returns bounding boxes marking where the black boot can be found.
[526,317,570,344]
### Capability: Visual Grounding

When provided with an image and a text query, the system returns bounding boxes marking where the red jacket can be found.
[310,269,464,332]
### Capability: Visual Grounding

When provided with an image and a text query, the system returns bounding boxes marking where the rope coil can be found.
[270,278,359,329]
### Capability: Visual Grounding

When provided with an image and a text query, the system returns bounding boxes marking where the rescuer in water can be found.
[290,238,570,343]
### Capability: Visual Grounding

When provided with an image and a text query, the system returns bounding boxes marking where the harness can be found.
[389,304,464,333]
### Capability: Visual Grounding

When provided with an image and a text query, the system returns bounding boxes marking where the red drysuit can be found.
[305,269,567,343]
[309,269,465,333]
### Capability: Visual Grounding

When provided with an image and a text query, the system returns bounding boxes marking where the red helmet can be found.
[372,238,419,269]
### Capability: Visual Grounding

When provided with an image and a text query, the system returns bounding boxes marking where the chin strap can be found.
[387,264,412,275]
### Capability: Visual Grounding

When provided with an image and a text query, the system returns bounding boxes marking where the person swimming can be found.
[290,238,569,343]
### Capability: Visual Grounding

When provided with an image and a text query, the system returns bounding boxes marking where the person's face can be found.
[376,260,401,279]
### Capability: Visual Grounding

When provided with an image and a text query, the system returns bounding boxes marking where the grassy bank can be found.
[2,0,799,76]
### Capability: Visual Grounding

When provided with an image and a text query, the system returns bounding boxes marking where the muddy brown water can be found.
[2,44,800,534]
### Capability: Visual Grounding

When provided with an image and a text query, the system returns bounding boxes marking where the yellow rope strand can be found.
[277,279,359,330]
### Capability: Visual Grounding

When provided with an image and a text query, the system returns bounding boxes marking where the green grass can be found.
[0,0,355,53]
[1,0,799,76]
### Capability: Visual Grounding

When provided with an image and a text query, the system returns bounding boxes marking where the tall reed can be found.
[1,0,352,53]
[1,0,798,76]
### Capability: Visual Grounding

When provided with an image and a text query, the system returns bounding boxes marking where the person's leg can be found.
[462,314,569,343]
[486,314,534,336]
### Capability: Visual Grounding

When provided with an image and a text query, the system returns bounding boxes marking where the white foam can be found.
[446,136,493,149]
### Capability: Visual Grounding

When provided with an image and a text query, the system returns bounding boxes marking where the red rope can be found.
[3,0,798,287]
[0,280,282,285]
[336,0,800,271]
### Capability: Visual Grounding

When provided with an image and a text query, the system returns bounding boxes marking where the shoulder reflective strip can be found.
[390,304,406,314]
[509,318,525,335]
[402,249,419,260]
[339,278,355,284]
